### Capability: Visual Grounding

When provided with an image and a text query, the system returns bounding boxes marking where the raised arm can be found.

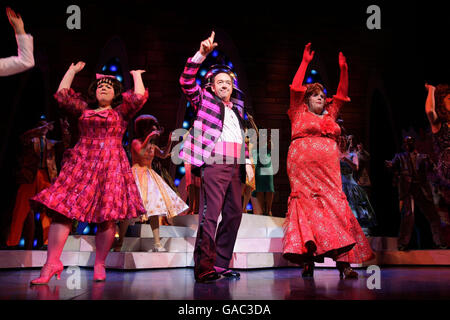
[327,52,351,119]
[0,8,35,76]
[425,84,439,130]
[130,70,146,95]
[336,52,349,99]
[57,62,85,92]
[180,31,218,109]
[291,42,314,90]
[155,131,173,159]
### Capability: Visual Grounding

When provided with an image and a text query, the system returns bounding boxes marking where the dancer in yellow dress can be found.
[115,115,188,252]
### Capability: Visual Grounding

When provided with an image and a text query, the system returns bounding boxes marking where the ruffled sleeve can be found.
[116,89,149,121]
[287,85,307,121]
[326,94,351,120]
[53,88,88,117]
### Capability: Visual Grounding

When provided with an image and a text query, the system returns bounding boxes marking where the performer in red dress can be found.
[29,61,148,284]
[283,43,375,279]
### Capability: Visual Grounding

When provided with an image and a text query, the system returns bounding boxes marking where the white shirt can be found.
[0,34,35,76]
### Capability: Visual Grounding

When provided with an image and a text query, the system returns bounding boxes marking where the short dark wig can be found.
[87,77,124,109]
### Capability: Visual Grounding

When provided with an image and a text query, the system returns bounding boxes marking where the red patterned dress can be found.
[30,88,148,223]
[283,86,375,264]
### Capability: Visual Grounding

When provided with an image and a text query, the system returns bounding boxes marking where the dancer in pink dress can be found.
[30,61,148,284]
[283,43,375,279]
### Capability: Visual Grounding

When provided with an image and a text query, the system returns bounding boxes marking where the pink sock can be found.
[94,221,115,266]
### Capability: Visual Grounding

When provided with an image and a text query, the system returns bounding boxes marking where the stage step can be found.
[1,249,449,270]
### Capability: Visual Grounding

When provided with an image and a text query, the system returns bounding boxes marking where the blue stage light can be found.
[35,212,40,220]
[228,62,234,68]
[174,179,180,186]
[246,203,253,211]
[19,239,25,247]
[323,88,327,94]
[93,226,98,234]
[244,113,248,120]
[187,102,190,107]
[200,69,207,77]
[306,77,313,83]
[83,226,90,235]
[179,166,186,174]
[33,239,38,247]
[109,65,117,72]
[116,75,123,82]
[196,79,202,86]
[311,69,317,75]
[212,50,219,57]
[182,121,190,129]
[102,65,107,72]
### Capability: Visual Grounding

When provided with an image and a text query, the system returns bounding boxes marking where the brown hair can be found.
[435,84,450,122]
[302,83,328,108]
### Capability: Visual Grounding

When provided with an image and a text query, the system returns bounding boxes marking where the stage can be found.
[0,267,449,300]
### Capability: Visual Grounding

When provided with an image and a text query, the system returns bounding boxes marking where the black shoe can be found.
[220,269,240,279]
[302,262,314,278]
[433,244,448,250]
[397,244,408,251]
[196,271,221,283]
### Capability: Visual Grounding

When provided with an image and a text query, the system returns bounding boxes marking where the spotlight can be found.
[102,65,107,72]
[323,88,327,94]
[246,203,253,211]
[93,226,98,234]
[306,77,313,83]
[196,79,202,86]
[35,213,40,220]
[174,179,180,186]
[109,65,117,72]
[311,70,317,75]
[116,75,123,82]
[182,121,190,129]
[212,50,219,57]
[19,239,25,247]
[179,166,186,174]
[200,69,207,77]
[186,102,190,107]
[83,226,90,235]
[33,239,38,248]
[228,62,234,68]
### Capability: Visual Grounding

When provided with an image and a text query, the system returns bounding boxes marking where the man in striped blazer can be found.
[179,31,246,282]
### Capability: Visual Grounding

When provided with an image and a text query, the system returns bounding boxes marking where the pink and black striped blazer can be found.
[179,58,245,167]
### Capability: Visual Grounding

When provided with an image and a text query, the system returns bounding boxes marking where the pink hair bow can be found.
[96,73,117,80]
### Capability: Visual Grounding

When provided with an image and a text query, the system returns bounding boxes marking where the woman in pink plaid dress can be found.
[30,61,148,284]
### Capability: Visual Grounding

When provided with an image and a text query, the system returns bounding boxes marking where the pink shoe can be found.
[30,262,64,285]
[93,264,106,282]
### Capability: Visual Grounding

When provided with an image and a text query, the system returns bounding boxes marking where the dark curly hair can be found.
[86,77,124,109]
[435,84,450,123]
[134,115,163,140]
[302,82,328,109]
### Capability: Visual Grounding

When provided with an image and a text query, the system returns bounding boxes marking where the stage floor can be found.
[1,266,449,300]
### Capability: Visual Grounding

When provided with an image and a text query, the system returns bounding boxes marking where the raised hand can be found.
[130,70,146,76]
[69,61,86,74]
[425,83,436,91]
[6,7,25,34]
[199,31,218,56]
[339,52,348,71]
[302,42,315,63]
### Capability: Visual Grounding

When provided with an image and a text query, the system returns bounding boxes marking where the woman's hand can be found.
[69,61,86,74]
[6,7,25,34]
[199,31,218,56]
[302,42,315,63]
[425,83,436,92]
[339,52,348,71]
[130,70,146,76]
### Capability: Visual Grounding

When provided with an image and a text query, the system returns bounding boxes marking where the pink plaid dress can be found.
[30,88,148,223]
